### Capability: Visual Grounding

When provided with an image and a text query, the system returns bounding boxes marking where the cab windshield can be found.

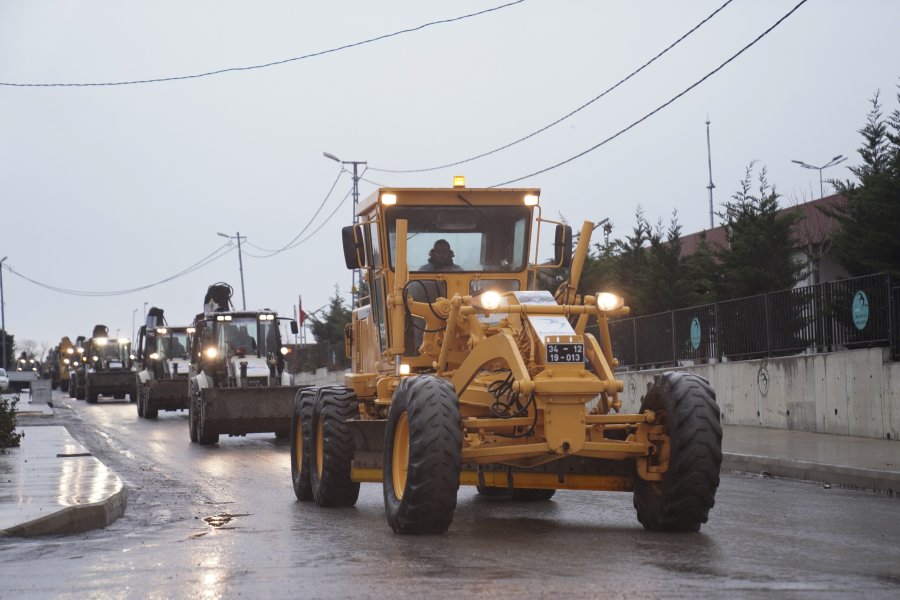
[218,317,279,357]
[159,332,191,360]
[386,205,530,273]
[92,340,129,361]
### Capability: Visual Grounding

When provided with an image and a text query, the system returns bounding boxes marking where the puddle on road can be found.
[203,513,250,528]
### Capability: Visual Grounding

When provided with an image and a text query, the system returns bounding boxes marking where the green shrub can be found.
[0,394,23,452]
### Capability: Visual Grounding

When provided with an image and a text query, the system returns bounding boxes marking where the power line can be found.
[2,243,234,297]
[368,0,736,175]
[0,1,527,88]
[243,166,346,256]
[493,0,810,187]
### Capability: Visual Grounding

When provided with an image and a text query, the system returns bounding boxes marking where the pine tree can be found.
[827,87,900,277]
[716,163,802,298]
[309,289,352,368]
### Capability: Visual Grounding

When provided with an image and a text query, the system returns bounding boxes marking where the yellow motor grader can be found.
[291,181,722,534]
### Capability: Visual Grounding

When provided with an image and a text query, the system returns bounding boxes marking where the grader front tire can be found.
[383,376,462,535]
[290,389,316,501]
[633,372,722,532]
[309,387,359,507]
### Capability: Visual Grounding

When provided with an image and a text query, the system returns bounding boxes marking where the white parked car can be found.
[0,367,9,392]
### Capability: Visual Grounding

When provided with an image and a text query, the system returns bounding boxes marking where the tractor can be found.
[290,181,722,534]
[187,283,301,445]
[83,325,137,404]
[134,307,193,419]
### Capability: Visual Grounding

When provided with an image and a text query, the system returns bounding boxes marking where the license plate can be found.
[546,343,584,364]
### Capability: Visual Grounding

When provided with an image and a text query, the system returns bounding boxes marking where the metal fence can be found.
[598,273,898,369]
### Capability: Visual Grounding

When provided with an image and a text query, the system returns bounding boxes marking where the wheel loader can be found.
[187,283,301,445]
[134,307,193,419]
[290,181,722,534]
[83,324,137,404]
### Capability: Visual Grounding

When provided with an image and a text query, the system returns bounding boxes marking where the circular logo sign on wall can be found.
[851,290,869,330]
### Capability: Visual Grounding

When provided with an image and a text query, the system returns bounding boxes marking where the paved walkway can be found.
[1,392,898,537]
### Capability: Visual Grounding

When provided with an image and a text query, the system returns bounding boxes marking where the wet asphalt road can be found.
[2,390,900,599]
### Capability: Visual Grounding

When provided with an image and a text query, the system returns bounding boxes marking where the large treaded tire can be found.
[383,375,461,535]
[310,387,360,507]
[633,372,722,532]
[143,383,158,419]
[290,388,316,501]
[136,383,145,417]
[85,380,98,404]
[188,380,200,442]
[196,388,219,446]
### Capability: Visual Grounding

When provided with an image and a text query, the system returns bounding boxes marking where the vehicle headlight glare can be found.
[149,353,160,360]
[280,347,289,355]
[480,291,502,310]
[596,292,625,312]
[204,347,218,359]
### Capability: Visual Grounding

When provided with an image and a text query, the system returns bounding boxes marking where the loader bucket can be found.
[197,385,301,437]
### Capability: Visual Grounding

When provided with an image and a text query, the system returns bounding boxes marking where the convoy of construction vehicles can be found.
[10,179,721,536]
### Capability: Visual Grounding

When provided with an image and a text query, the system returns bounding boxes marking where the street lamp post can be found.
[218,232,247,310]
[324,152,367,307]
[0,256,7,370]
[791,155,847,199]
[132,308,138,346]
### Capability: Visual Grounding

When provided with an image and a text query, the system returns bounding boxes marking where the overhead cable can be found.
[2,243,234,297]
[0,1,527,88]
[244,165,346,256]
[368,0,735,174]
[492,0,810,187]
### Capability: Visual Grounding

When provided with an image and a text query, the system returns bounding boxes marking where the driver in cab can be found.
[418,239,462,272]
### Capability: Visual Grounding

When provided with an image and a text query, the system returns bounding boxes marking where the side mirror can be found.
[342,225,365,270]
[290,320,299,335]
[554,224,573,268]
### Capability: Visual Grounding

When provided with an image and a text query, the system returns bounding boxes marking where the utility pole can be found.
[0,256,7,370]
[705,117,715,229]
[217,231,248,309]
[324,152,366,307]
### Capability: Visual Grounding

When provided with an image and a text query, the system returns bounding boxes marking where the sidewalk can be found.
[1,395,897,537]
[1,393,127,537]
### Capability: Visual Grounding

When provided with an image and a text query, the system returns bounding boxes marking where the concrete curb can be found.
[724,452,900,494]
[0,487,127,537]
[0,426,128,538]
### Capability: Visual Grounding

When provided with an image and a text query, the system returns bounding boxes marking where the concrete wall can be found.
[286,368,348,387]
[618,347,900,441]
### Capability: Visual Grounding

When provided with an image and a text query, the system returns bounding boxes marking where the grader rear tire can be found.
[383,376,461,535]
[86,383,98,404]
[290,388,316,501]
[309,387,359,507]
[633,372,722,532]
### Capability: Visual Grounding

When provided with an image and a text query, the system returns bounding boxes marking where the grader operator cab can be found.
[84,324,136,404]
[290,183,722,534]
[135,307,193,419]
[187,283,301,445]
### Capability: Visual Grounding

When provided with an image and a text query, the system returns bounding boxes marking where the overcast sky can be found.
[1,0,898,355]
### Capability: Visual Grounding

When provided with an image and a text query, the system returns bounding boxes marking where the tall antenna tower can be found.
[705,117,715,229]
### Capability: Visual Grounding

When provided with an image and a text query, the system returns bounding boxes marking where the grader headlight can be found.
[596,292,625,312]
[479,291,502,310]
[204,347,218,359]
[149,353,160,361]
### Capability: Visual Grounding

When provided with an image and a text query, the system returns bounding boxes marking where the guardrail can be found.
[595,273,898,369]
